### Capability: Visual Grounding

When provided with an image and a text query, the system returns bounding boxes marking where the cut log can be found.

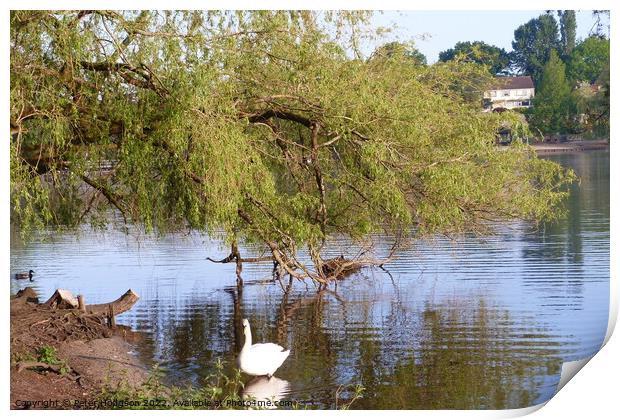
[45,289,79,309]
[108,304,116,328]
[77,295,86,312]
[15,287,39,303]
[43,288,139,316]
[85,289,139,316]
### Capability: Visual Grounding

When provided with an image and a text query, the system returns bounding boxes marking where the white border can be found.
[3,1,617,419]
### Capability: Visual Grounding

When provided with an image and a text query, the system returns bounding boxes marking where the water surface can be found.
[10,150,609,409]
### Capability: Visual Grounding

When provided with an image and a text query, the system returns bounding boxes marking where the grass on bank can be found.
[98,359,364,410]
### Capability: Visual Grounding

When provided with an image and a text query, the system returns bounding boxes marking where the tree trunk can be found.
[45,288,139,315]
[86,289,139,316]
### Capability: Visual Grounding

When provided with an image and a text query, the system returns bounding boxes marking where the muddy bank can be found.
[10,289,149,410]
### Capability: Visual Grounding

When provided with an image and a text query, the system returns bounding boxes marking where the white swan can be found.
[238,319,290,377]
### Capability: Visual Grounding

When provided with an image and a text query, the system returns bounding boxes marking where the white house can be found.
[483,76,535,111]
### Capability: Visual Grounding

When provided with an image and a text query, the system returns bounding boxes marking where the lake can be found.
[10,150,610,409]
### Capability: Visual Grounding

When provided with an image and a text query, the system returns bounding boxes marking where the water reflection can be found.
[521,152,609,274]
[242,376,291,409]
[355,299,563,409]
[10,151,609,409]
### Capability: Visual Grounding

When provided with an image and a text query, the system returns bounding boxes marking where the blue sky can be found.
[368,10,606,63]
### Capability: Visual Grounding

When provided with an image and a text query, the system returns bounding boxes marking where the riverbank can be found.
[530,139,609,154]
[10,289,148,410]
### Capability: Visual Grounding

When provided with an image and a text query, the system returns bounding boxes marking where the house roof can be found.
[490,76,534,90]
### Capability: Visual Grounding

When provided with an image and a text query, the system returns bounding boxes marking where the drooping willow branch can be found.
[79,61,169,97]
[78,173,128,225]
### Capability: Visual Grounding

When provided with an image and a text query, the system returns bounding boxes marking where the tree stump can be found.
[77,295,86,312]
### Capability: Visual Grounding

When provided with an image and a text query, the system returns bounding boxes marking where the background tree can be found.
[438,41,510,75]
[567,36,610,84]
[422,60,496,105]
[511,13,561,85]
[557,10,577,59]
[10,11,574,283]
[570,63,610,136]
[592,63,610,134]
[531,50,572,134]
[590,10,610,38]
[371,41,427,65]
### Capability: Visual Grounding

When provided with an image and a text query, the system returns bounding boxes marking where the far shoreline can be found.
[501,139,610,154]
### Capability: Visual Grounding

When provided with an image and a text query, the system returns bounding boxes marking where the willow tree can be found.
[10,10,574,283]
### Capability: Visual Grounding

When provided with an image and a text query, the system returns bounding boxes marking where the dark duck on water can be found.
[14,270,34,281]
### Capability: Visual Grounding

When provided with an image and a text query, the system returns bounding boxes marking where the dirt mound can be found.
[11,297,112,348]
[10,289,148,410]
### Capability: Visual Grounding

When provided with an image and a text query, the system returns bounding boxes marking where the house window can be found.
[503,90,510,97]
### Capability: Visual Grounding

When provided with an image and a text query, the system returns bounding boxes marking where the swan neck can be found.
[242,325,252,350]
